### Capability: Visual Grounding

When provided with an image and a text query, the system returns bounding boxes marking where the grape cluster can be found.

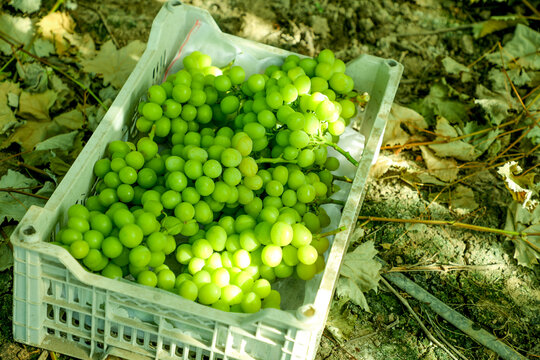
[55,49,358,313]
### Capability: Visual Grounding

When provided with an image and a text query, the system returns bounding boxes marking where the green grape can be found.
[296,262,317,280]
[221,284,243,305]
[325,157,339,171]
[274,263,293,278]
[339,99,356,119]
[297,184,316,203]
[225,234,241,253]
[202,159,222,178]
[101,263,123,279]
[231,132,253,156]
[137,137,158,161]
[181,103,197,121]
[241,292,261,313]
[137,270,158,287]
[233,249,251,269]
[293,75,311,94]
[90,213,113,236]
[184,160,203,180]
[176,243,194,264]
[147,84,167,105]
[67,216,90,234]
[178,279,198,301]
[206,225,227,251]
[155,116,171,137]
[265,180,284,197]
[247,74,265,93]
[297,149,315,168]
[214,74,232,92]
[261,245,282,267]
[157,269,176,290]
[282,189,297,207]
[195,176,215,197]
[182,187,201,205]
[142,102,163,121]
[94,159,111,178]
[328,117,346,136]
[119,223,144,248]
[243,122,265,139]
[70,240,89,259]
[102,236,123,259]
[194,201,213,224]
[220,148,242,168]
[270,221,293,246]
[253,221,272,245]
[282,245,299,266]
[228,66,245,85]
[297,245,318,265]
[259,265,276,282]
[193,269,212,288]
[129,245,151,267]
[198,283,221,305]
[220,95,240,114]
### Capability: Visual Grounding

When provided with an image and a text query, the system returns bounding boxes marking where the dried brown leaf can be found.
[81,40,146,88]
[18,90,57,122]
[38,12,75,56]
[419,145,459,183]
[384,104,428,146]
[2,120,51,150]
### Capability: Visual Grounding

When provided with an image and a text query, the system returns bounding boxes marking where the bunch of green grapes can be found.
[54,49,359,313]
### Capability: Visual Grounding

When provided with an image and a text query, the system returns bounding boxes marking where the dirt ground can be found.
[0,0,538,359]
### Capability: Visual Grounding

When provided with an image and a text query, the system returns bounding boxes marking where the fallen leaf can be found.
[2,120,50,150]
[475,83,514,125]
[442,57,470,75]
[450,185,479,213]
[38,12,76,55]
[0,81,21,106]
[0,105,18,135]
[505,202,540,268]
[49,155,71,176]
[49,74,72,111]
[420,146,459,183]
[0,244,13,271]
[487,24,540,70]
[434,116,458,138]
[18,90,57,122]
[16,62,49,93]
[383,104,428,146]
[0,170,49,223]
[35,130,78,151]
[54,109,84,130]
[85,99,112,131]
[369,155,410,179]
[472,16,527,38]
[9,0,41,13]
[0,14,34,55]
[497,161,538,211]
[337,240,382,312]
[81,40,146,88]
[64,32,96,59]
[31,38,55,57]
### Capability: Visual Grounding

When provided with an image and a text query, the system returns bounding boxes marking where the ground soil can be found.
[0,0,538,359]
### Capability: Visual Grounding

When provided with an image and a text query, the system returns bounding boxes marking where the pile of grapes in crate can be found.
[55,49,360,313]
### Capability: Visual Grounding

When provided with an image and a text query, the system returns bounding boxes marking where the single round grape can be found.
[328,117,346,136]
[221,284,243,305]
[228,66,245,85]
[293,75,311,95]
[90,213,113,236]
[182,187,200,205]
[202,159,222,178]
[198,283,221,305]
[265,180,284,197]
[270,221,293,246]
[296,262,317,280]
[297,245,318,265]
[129,245,151,267]
[94,159,111,178]
[194,201,213,224]
[241,292,261,313]
[137,137,158,161]
[178,280,198,301]
[274,263,294,278]
[156,269,176,290]
[214,74,232,92]
[184,160,203,180]
[142,102,163,121]
[247,74,265,93]
[261,245,282,267]
[101,263,123,279]
[195,176,215,197]
[70,240,89,259]
[192,269,212,288]
[119,224,144,248]
[137,270,158,287]
[181,103,197,121]
[102,236,123,259]
[220,148,242,168]
[315,62,333,80]
[220,95,240,114]
[175,243,194,265]
[233,249,251,269]
[325,157,340,171]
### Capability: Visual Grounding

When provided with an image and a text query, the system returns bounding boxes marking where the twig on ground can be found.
[0,188,50,200]
[395,24,473,37]
[322,329,360,360]
[382,271,529,360]
[522,0,540,18]
[16,162,54,179]
[380,277,461,360]
[386,263,504,273]
[424,310,469,360]
[0,31,108,110]
[79,4,121,48]
[0,150,32,164]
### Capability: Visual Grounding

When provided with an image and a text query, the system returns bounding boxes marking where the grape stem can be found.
[255,157,297,164]
[324,140,359,167]
[314,225,347,239]
[333,175,353,183]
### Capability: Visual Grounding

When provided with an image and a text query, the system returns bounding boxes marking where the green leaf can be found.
[0,244,13,271]
[35,130,78,151]
[9,0,42,13]
[487,24,540,69]
[0,14,34,55]
[442,57,470,75]
[31,38,55,57]
[0,170,45,223]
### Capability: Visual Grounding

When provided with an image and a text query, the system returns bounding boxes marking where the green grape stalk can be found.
[54,49,361,314]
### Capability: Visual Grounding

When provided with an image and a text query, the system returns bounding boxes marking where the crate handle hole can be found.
[387,59,398,67]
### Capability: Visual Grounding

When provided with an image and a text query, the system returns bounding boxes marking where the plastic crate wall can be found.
[11,2,403,360]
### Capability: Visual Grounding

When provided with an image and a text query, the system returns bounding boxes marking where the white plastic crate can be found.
[10,2,402,359]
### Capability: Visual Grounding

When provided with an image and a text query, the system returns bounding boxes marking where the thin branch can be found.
[0,31,108,110]
[325,141,359,167]
[79,4,121,48]
[333,175,353,183]
[0,150,32,164]
[0,188,49,200]
[395,24,473,38]
[381,277,461,360]
[522,0,540,17]
[314,226,347,239]
[358,216,540,251]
